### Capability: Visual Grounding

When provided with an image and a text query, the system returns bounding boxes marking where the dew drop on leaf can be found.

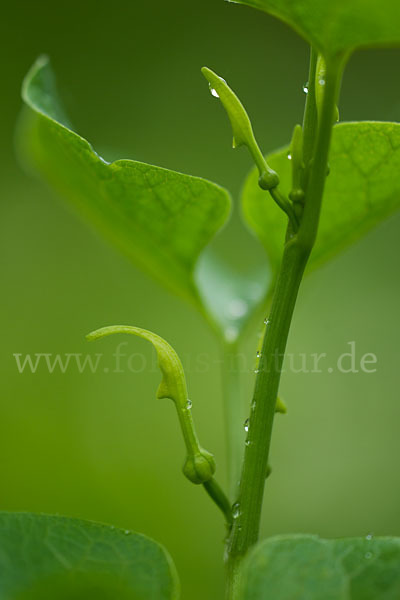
[186,399,192,410]
[244,418,249,432]
[208,83,219,98]
[303,82,309,94]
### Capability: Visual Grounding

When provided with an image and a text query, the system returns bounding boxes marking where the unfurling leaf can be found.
[87,325,215,484]
[201,66,278,190]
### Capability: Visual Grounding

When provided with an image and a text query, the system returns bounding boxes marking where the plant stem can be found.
[221,343,245,499]
[302,47,318,171]
[225,238,310,597]
[203,478,234,527]
[224,52,344,599]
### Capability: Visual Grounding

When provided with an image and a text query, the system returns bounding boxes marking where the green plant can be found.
[5,0,400,598]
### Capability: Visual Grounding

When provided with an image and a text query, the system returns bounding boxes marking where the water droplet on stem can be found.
[232,502,241,519]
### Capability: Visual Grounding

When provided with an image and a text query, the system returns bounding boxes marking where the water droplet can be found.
[245,439,252,447]
[209,83,219,98]
[287,153,292,160]
[366,533,373,541]
[365,552,372,559]
[256,351,261,358]
[264,318,270,326]
[124,530,131,535]
[319,78,326,86]
[254,369,260,374]
[244,418,249,432]
[303,82,309,94]
[232,502,241,519]
[186,399,192,410]
[228,298,248,319]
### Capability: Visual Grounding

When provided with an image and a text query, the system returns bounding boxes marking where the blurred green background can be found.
[1,1,400,598]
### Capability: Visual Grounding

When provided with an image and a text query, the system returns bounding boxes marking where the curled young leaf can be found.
[201,66,279,190]
[87,325,216,484]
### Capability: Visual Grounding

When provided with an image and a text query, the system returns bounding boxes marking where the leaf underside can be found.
[19,56,272,343]
[19,56,231,309]
[227,0,400,61]
[0,512,179,600]
[242,121,400,277]
[240,534,400,599]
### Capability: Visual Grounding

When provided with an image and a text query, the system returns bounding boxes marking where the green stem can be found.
[302,47,318,172]
[221,343,245,499]
[225,239,310,597]
[269,187,299,231]
[298,57,343,249]
[203,478,234,527]
[224,54,344,599]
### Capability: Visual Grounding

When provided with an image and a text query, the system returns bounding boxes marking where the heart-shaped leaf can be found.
[19,56,231,309]
[242,121,400,277]
[226,0,400,61]
[239,534,400,599]
[0,512,179,599]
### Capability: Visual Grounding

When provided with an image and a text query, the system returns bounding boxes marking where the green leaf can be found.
[239,534,400,599]
[18,56,231,308]
[195,248,270,343]
[200,67,278,190]
[201,66,258,151]
[242,122,400,277]
[227,0,400,61]
[0,512,179,599]
[87,325,189,405]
